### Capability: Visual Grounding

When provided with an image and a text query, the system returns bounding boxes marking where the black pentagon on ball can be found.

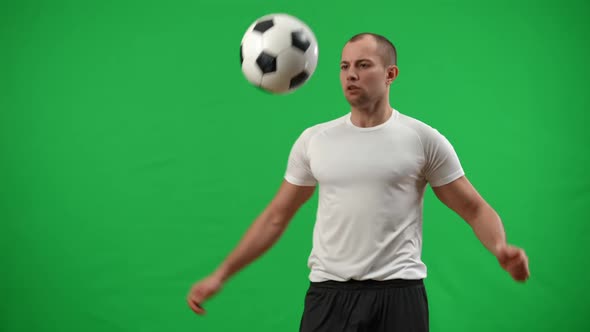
[240,44,243,65]
[256,52,277,73]
[253,19,274,33]
[291,30,311,52]
[290,71,309,89]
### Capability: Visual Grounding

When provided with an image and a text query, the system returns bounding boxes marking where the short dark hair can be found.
[347,32,397,66]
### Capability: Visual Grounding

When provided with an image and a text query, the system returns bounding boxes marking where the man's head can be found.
[340,33,399,107]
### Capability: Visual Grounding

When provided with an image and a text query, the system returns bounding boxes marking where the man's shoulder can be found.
[396,111,433,131]
[396,110,442,139]
[299,113,349,138]
[396,110,457,152]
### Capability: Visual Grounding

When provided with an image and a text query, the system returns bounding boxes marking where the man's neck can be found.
[350,101,393,128]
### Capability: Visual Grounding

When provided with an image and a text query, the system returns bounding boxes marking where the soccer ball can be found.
[240,13,319,94]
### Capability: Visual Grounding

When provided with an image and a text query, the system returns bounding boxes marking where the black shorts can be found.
[299,278,429,332]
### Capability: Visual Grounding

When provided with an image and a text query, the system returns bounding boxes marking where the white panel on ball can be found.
[240,30,264,86]
[260,23,290,53]
[260,73,289,93]
[241,24,264,57]
[276,48,307,79]
[260,48,305,93]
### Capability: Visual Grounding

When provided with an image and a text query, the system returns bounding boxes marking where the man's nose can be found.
[346,70,358,81]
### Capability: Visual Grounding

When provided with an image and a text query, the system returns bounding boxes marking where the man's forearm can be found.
[212,208,290,283]
[467,202,507,257]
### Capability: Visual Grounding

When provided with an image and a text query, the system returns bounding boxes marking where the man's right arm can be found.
[211,179,316,283]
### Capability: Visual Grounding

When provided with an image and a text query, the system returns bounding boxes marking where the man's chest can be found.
[309,134,424,185]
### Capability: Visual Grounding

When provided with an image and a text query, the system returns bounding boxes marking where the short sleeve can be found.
[284,129,317,186]
[422,127,465,187]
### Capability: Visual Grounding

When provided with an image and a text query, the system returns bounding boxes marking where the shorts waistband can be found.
[309,278,423,290]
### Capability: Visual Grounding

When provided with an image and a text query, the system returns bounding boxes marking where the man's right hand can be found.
[187,274,224,315]
[185,180,315,316]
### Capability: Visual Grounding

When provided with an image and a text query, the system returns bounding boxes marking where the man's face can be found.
[339,36,396,107]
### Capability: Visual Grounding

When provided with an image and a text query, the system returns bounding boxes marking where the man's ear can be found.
[386,65,399,85]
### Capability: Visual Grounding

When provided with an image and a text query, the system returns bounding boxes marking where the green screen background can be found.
[2,0,588,331]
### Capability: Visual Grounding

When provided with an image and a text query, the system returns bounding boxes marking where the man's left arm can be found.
[432,176,530,282]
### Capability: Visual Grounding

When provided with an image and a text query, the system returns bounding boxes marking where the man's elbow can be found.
[462,199,489,226]
[265,204,296,228]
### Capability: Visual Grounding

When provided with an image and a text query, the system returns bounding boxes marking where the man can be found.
[187,33,530,331]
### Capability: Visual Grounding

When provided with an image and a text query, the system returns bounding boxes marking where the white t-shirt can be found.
[284,109,465,282]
